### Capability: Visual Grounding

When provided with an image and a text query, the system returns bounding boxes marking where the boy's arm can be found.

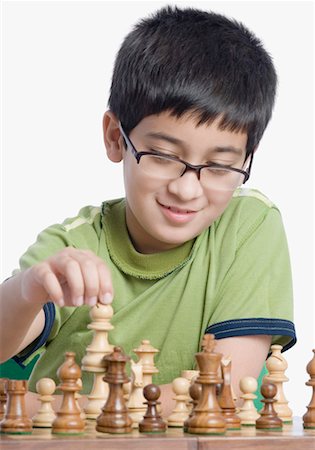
[159,334,270,416]
[213,334,271,405]
[0,272,46,362]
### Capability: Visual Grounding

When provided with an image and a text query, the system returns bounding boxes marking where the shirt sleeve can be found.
[205,203,296,352]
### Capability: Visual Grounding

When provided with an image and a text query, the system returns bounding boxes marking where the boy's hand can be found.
[21,248,113,307]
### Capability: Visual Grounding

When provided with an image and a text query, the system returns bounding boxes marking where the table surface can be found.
[1,418,315,450]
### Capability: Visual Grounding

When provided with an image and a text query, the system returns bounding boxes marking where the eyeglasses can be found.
[119,123,253,192]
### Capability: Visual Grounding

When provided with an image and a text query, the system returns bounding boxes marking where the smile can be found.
[158,201,198,223]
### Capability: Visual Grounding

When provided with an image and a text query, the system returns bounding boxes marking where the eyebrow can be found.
[144,132,244,156]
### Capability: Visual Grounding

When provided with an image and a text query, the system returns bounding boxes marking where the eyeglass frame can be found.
[119,122,254,184]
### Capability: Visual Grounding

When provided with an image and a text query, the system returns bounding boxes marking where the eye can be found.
[206,167,231,176]
[148,154,174,165]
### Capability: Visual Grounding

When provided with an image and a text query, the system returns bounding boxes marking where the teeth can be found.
[170,206,188,213]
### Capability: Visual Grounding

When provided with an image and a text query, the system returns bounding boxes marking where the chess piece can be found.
[75,378,86,421]
[128,360,146,427]
[218,357,241,429]
[183,380,202,432]
[32,378,56,427]
[167,377,190,427]
[238,376,260,425]
[0,379,32,434]
[96,346,133,434]
[0,378,8,420]
[133,340,159,386]
[303,349,315,429]
[181,370,199,383]
[181,370,199,410]
[52,352,85,434]
[185,334,226,435]
[81,303,114,419]
[256,383,282,430]
[139,384,167,433]
[263,344,293,423]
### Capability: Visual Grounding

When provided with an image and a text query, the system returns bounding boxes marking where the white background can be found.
[1,1,314,416]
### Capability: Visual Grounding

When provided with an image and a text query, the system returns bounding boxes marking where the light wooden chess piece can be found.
[0,378,8,420]
[52,352,85,434]
[303,348,315,429]
[81,302,114,419]
[218,356,241,429]
[256,382,282,430]
[75,378,86,421]
[263,344,293,423]
[185,334,226,435]
[133,340,159,386]
[238,376,260,425]
[0,379,32,434]
[96,346,133,434]
[167,377,190,427]
[32,378,56,427]
[128,360,146,427]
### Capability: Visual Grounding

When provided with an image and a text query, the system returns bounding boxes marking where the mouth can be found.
[158,202,197,214]
[157,201,198,223]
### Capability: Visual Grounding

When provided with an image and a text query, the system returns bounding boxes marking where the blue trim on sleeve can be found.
[205,318,297,353]
[13,302,55,368]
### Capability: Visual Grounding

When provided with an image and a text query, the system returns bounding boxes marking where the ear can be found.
[102,110,124,162]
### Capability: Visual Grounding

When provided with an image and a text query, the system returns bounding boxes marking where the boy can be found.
[0,6,296,409]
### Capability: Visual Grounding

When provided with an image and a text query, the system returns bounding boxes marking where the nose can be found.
[167,170,204,201]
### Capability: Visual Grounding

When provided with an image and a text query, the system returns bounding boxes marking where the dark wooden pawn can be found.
[52,352,85,434]
[0,379,32,434]
[96,346,133,434]
[0,378,8,420]
[256,383,282,430]
[139,384,167,433]
[183,381,202,432]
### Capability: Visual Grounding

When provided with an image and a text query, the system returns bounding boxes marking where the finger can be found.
[50,256,85,307]
[33,265,65,307]
[97,263,114,304]
[80,259,100,307]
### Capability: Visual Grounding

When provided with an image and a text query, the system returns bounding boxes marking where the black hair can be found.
[109,6,277,155]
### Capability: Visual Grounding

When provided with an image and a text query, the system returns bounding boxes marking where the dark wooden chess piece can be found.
[0,379,32,434]
[96,346,133,434]
[0,378,8,420]
[52,352,85,434]
[303,349,315,429]
[183,381,202,432]
[256,382,283,430]
[218,358,241,430]
[185,334,226,435]
[139,384,167,433]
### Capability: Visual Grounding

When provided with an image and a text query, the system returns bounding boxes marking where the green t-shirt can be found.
[14,188,296,393]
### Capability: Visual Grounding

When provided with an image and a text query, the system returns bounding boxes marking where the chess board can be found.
[1,418,314,450]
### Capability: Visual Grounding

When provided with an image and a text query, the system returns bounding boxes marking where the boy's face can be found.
[104,111,248,254]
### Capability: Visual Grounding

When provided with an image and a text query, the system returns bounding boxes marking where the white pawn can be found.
[167,377,190,427]
[32,378,56,427]
[237,376,260,426]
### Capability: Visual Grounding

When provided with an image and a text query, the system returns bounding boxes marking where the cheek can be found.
[206,189,234,207]
[123,161,164,197]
